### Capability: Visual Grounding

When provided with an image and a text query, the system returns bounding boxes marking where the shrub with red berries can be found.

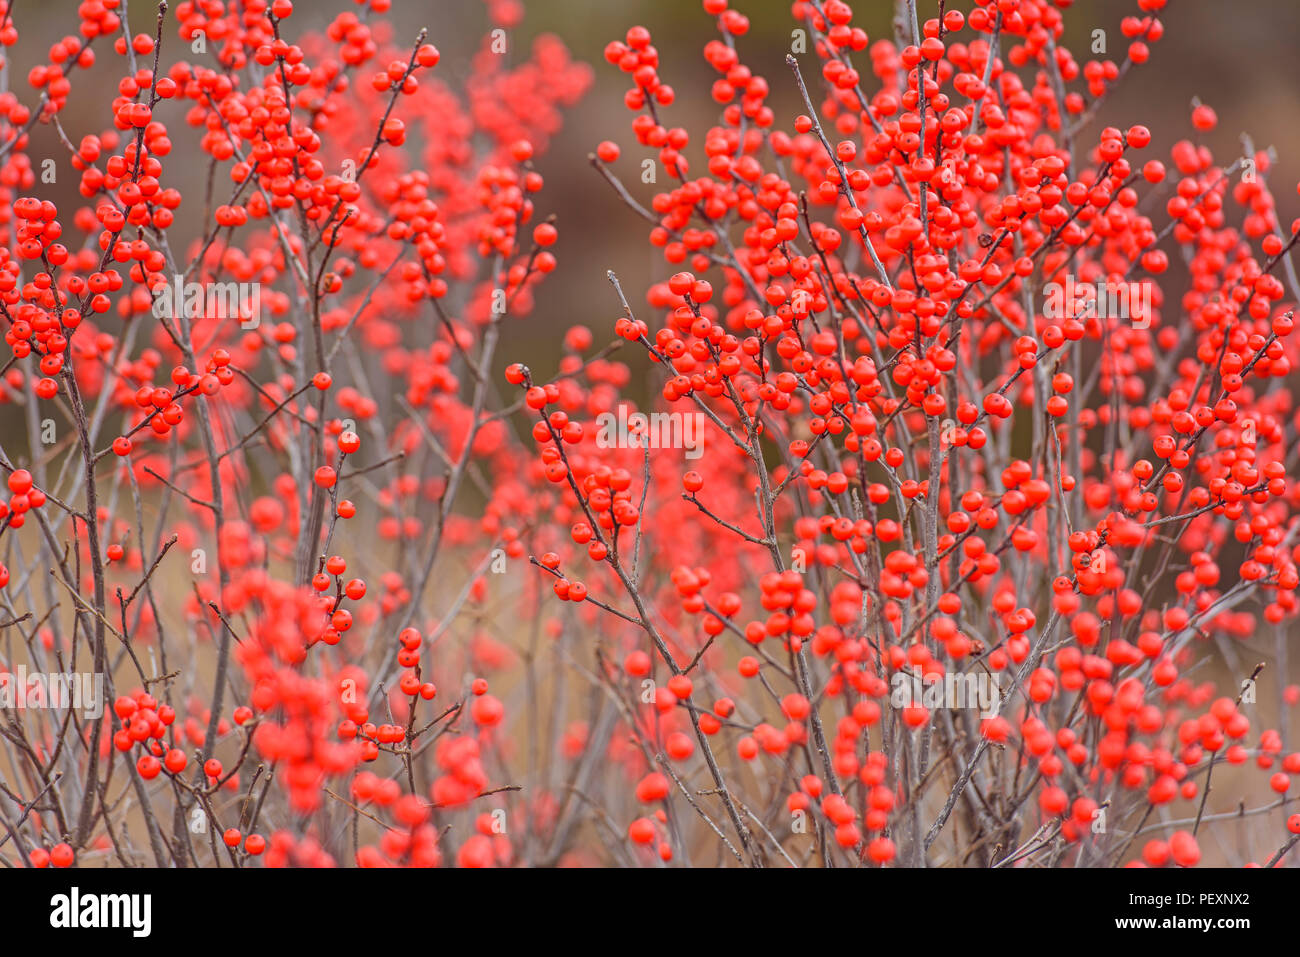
[0,0,591,870]
[508,0,1300,868]
[1,0,1300,872]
